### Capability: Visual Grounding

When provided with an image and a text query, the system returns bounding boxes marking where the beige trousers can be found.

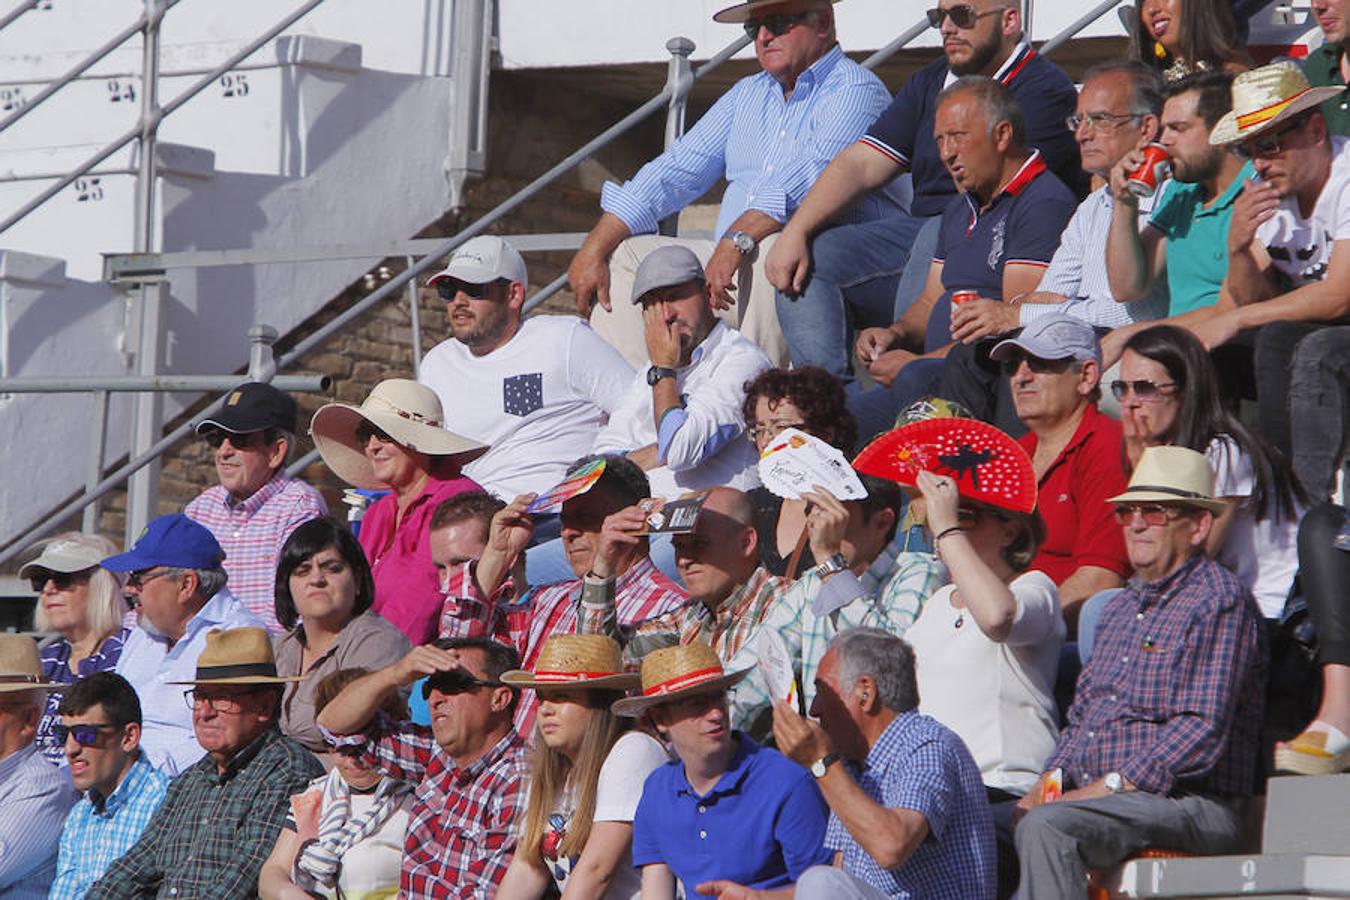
[589,233,788,369]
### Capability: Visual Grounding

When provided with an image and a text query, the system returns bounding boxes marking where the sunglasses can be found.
[743,11,812,38]
[54,722,119,747]
[28,569,91,593]
[926,4,1004,29]
[434,279,507,302]
[999,352,1076,377]
[1109,379,1177,402]
[1112,503,1187,527]
[1231,115,1310,160]
[201,428,271,450]
[421,669,505,699]
[125,568,177,591]
[354,422,395,446]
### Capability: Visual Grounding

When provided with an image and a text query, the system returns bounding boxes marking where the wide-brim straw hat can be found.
[1210,61,1343,146]
[1107,446,1227,515]
[612,641,752,718]
[713,0,839,24]
[0,634,62,693]
[310,378,487,491]
[500,634,640,690]
[168,627,304,685]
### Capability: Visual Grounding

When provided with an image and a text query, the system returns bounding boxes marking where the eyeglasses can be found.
[125,568,178,591]
[1065,112,1142,133]
[743,12,812,38]
[1231,115,1310,160]
[201,428,271,451]
[421,669,505,699]
[747,421,805,442]
[1112,503,1187,527]
[53,722,119,747]
[183,689,254,713]
[999,352,1076,377]
[926,4,1005,29]
[28,569,91,593]
[434,279,507,302]
[354,422,395,446]
[1109,379,1177,402]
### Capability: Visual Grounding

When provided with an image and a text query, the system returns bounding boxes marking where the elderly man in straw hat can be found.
[1195,61,1350,499]
[1012,447,1266,898]
[614,641,832,898]
[0,634,75,899]
[86,627,321,900]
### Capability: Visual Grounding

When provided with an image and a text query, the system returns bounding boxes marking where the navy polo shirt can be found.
[924,152,1077,352]
[631,733,833,895]
[861,44,1083,217]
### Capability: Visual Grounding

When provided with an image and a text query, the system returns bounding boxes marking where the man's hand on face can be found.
[950,298,1018,344]
[643,303,685,369]
[589,505,648,579]
[704,241,743,312]
[1227,177,1280,255]
[771,700,834,768]
[568,248,613,315]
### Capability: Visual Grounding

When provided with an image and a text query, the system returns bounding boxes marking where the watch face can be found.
[810,760,826,777]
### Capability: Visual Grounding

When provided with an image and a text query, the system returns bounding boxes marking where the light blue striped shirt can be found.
[600,44,897,239]
[50,753,170,900]
[1020,185,1169,328]
[0,744,75,899]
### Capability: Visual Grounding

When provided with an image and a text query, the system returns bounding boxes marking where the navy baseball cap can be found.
[102,514,226,572]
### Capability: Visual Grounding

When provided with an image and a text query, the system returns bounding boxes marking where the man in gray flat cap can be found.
[593,246,772,499]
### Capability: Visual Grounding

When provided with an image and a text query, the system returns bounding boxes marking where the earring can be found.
[1153,40,1167,60]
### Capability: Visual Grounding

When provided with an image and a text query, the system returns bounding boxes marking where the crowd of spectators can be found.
[5,0,1350,897]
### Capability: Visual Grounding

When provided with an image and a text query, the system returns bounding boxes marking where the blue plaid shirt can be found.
[826,712,995,899]
[1048,555,1267,796]
[50,753,169,899]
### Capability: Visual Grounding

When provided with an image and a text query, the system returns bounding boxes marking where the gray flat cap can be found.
[631,245,705,304]
[990,313,1101,366]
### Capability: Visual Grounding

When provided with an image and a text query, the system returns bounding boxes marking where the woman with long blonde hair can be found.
[497,635,668,900]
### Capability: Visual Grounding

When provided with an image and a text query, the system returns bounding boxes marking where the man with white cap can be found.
[593,245,771,498]
[0,634,76,899]
[185,381,327,633]
[568,0,897,368]
[419,236,634,500]
[990,314,1129,630]
[1013,446,1266,899]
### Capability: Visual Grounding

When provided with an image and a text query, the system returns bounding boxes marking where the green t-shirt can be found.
[1304,43,1350,137]
[1147,161,1255,316]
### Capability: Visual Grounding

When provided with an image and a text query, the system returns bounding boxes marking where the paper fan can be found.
[852,418,1037,513]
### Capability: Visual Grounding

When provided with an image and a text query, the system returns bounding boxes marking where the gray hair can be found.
[1081,61,1164,118]
[30,531,126,639]
[161,566,228,600]
[828,628,919,713]
[937,76,1026,148]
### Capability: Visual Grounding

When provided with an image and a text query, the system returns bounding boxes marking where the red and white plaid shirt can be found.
[183,472,327,633]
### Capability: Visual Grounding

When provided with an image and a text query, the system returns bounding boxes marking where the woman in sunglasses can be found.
[1117,325,1305,620]
[1129,0,1250,81]
[19,531,130,765]
[260,667,413,900]
[496,635,668,900]
[272,518,411,754]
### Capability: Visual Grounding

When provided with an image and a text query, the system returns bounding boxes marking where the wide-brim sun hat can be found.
[0,634,63,693]
[500,634,640,690]
[611,641,752,718]
[713,0,839,25]
[1210,61,1343,146]
[168,627,304,685]
[310,378,487,491]
[1107,445,1227,515]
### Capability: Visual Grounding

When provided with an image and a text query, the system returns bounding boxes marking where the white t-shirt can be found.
[419,316,634,499]
[1255,135,1350,286]
[1207,436,1301,618]
[906,570,1064,796]
[538,730,669,900]
[294,776,412,900]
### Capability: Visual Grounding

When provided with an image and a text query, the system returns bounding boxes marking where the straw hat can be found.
[1107,446,1227,515]
[310,379,487,490]
[0,634,62,694]
[1209,61,1342,146]
[500,635,640,690]
[612,641,752,718]
[168,627,304,686]
[713,0,839,25]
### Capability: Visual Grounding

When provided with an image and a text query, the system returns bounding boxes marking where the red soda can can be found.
[1126,143,1170,198]
[951,289,979,306]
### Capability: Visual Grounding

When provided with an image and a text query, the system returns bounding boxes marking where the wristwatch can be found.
[724,230,756,256]
[1104,772,1126,793]
[810,752,841,778]
[813,553,848,578]
[646,366,678,386]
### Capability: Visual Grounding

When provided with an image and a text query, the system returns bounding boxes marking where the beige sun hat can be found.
[1107,446,1227,515]
[310,378,487,490]
[168,627,304,685]
[611,641,752,718]
[1209,61,1343,146]
[713,0,838,25]
[501,634,640,691]
[0,634,62,694]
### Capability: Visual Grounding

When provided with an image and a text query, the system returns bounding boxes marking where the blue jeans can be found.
[776,213,936,390]
[847,357,947,446]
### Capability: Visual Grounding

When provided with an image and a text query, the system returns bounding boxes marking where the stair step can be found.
[1264,774,1350,856]
[1112,853,1350,898]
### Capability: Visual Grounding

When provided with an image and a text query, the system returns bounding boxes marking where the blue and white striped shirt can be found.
[600,44,897,239]
[50,753,170,900]
[0,744,76,899]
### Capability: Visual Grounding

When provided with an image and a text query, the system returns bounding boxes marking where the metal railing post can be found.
[658,37,696,238]
[406,256,423,374]
[247,324,279,382]
[81,390,111,533]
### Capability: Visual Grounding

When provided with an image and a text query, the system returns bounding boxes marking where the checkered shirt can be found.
[1048,555,1267,796]
[50,753,170,899]
[826,712,996,899]
[726,547,946,735]
[327,717,529,898]
[85,728,323,899]
[37,629,129,765]
[184,472,327,633]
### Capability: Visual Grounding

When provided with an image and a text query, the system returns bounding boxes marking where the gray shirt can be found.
[0,743,76,899]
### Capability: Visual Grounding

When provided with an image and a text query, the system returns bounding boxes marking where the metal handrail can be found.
[0,0,41,36]
[1039,0,1125,55]
[862,14,931,69]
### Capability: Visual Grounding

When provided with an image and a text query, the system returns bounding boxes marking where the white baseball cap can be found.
[426,235,527,288]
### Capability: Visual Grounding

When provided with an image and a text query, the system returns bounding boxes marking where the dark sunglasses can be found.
[999,352,1075,377]
[1109,379,1177,401]
[54,722,119,747]
[1231,114,1310,160]
[926,4,1003,29]
[1112,503,1185,527]
[434,278,507,302]
[201,427,271,450]
[125,568,177,591]
[743,12,811,38]
[28,569,91,593]
[421,668,505,700]
[354,422,394,446]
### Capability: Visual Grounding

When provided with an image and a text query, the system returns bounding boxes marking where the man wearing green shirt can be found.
[1305,0,1350,135]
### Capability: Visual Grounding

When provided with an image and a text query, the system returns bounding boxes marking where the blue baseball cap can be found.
[101,514,226,572]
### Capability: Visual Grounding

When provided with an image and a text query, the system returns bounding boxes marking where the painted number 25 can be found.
[219,74,249,98]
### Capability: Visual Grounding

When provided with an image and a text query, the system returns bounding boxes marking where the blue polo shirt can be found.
[924,152,1077,352]
[827,712,996,899]
[1147,161,1256,315]
[861,44,1083,217]
[631,733,832,895]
